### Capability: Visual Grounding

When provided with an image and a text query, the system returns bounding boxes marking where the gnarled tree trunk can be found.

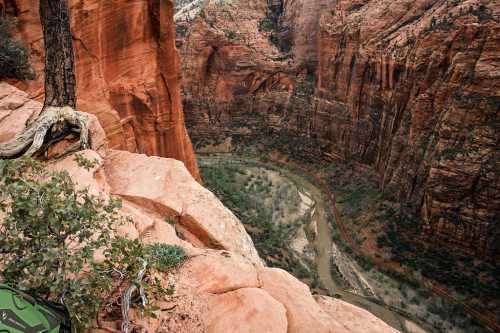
[39,0,76,109]
[0,0,89,158]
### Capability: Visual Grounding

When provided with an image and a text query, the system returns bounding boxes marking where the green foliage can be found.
[259,17,274,31]
[176,24,189,38]
[355,254,374,271]
[0,17,35,80]
[470,5,493,21]
[74,153,100,171]
[200,160,315,283]
[145,243,186,272]
[306,72,316,83]
[165,217,177,225]
[200,164,294,257]
[425,16,455,33]
[223,29,238,41]
[259,0,293,54]
[269,34,293,53]
[0,158,184,331]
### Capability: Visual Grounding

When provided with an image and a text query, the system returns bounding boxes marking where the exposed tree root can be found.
[0,106,89,158]
[121,258,148,333]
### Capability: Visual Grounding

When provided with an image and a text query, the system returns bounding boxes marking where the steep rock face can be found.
[179,0,299,143]
[281,0,337,67]
[103,149,262,265]
[180,0,281,106]
[6,0,199,179]
[180,0,500,257]
[0,82,400,333]
[316,0,499,257]
[314,296,400,333]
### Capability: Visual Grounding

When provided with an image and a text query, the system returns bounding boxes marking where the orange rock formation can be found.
[0,82,401,333]
[5,0,199,179]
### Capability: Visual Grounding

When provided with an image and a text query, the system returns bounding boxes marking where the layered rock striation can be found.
[4,0,199,178]
[180,0,500,257]
[0,82,400,332]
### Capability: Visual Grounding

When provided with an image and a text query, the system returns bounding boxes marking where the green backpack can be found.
[0,284,71,333]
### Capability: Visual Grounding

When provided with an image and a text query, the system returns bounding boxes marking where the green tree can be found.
[0,0,89,159]
[0,17,35,80]
[0,157,185,331]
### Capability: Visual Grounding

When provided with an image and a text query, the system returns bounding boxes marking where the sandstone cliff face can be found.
[0,82,400,333]
[4,0,199,179]
[180,0,499,257]
[281,0,336,67]
[316,0,499,257]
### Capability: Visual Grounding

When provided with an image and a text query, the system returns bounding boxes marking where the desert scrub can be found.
[0,17,35,80]
[145,243,186,272]
[199,158,318,286]
[0,157,185,331]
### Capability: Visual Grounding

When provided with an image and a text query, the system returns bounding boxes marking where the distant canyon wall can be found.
[179,0,499,256]
[4,0,199,179]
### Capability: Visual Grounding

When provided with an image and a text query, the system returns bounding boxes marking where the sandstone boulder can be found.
[315,296,401,333]
[258,267,349,333]
[103,149,262,265]
[0,82,41,143]
[175,250,259,294]
[206,288,288,333]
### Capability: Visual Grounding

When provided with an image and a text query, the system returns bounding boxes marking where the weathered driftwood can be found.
[0,106,89,158]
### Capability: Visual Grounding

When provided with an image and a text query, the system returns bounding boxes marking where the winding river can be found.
[199,154,429,333]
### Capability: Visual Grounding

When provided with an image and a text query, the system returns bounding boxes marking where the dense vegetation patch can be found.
[0,17,35,80]
[200,159,319,286]
[194,125,498,331]
[324,163,499,331]
[259,0,293,54]
[0,157,185,331]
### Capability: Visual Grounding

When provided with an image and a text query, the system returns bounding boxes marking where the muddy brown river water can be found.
[199,154,430,333]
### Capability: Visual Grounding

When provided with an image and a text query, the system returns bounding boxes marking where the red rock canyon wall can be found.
[4,0,200,179]
[180,0,500,257]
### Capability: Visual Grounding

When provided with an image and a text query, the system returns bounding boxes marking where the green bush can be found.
[346,3,366,13]
[0,158,184,331]
[0,17,35,80]
[470,5,493,21]
[145,243,186,272]
[425,17,455,32]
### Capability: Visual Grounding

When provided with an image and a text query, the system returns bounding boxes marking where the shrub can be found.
[439,147,462,161]
[355,255,374,271]
[470,5,493,21]
[145,243,186,272]
[0,157,184,331]
[377,235,388,248]
[0,17,35,80]
[346,3,366,13]
[427,17,455,32]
